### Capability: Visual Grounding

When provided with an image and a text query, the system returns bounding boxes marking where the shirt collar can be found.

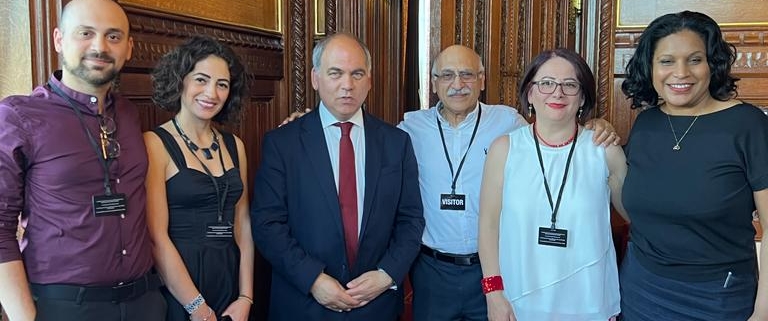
[435,101,481,127]
[319,101,365,129]
[48,70,115,114]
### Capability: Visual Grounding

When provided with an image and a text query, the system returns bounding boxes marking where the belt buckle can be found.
[111,282,135,302]
[454,256,472,266]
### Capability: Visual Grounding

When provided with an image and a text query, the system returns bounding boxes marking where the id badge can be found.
[206,223,234,238]
[440,193,466,210]
[92,193,127,217]
[538,227,568,247]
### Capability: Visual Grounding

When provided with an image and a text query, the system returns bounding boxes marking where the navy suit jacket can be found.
[251,109,424,321]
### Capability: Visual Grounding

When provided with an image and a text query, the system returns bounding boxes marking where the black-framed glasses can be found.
[532,80,581,96]
[432,70,482,83]
[98,115,120,159]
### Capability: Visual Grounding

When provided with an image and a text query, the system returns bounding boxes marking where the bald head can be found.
[60,0,130,33]
[312,33,372,73]
[432,45,484,76]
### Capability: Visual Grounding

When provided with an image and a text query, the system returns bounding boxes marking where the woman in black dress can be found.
[144,36,254,321]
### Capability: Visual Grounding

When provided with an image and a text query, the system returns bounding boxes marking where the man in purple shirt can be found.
[0,0,165,320]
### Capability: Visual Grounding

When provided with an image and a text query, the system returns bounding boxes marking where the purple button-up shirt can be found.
[0,72,153,286]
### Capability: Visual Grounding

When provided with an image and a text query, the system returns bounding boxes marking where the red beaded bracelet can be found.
[481,275,504,294]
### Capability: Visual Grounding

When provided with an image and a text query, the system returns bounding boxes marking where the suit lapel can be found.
[359,112,381,243]
[300,111,344,236]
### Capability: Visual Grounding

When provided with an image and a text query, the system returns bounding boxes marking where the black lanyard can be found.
[437,104,482,194]
[171,118,229,223]
[48,82,115,195]
[532,123,578,229]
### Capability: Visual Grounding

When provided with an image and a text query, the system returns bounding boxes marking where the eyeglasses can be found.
[433,70,482,83]
[532,80,581,96]
[98,115,120,159]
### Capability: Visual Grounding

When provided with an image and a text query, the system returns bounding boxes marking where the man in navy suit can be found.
[251,33,425,321]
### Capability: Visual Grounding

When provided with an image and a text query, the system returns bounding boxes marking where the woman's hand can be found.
[485,291,516,321]
[222,297,251,321]
[190,304,216,321]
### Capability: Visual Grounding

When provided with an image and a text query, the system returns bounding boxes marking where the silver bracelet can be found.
[184,293,205,314]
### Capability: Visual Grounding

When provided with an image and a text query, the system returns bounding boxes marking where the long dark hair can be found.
[621,11,738,109]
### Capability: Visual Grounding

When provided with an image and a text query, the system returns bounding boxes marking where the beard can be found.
[62,52,120,87]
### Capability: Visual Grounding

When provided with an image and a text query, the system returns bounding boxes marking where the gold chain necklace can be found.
[666,114,699,151]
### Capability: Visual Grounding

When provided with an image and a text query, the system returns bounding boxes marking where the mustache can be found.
[447,87,472,96]
[83,52,115,63]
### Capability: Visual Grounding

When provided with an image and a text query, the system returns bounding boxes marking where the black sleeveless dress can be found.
[153,127,244,320]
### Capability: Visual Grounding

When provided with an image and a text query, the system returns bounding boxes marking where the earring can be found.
[528,104,533,118]
[577,107,583,120]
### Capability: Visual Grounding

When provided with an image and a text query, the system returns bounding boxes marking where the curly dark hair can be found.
[518,48,597,124]
[621,11,739,109]
[151,36,248,124]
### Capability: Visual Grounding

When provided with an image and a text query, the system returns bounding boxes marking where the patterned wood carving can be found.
[325,0,337,34]
[289,0,308,112]
[474,0,486,55]
[123,6,283,80]
[455,0,463,44]
[596,0,614,121]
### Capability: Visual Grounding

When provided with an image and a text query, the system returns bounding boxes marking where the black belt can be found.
[30,273,163,303]
[420,245,480,266]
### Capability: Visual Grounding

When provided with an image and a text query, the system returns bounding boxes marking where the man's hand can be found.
[279,108,311,127]
[584,118,620,146]
[310,272,361,312]
[344,270,393,308]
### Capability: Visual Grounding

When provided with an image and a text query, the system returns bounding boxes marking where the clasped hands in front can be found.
[310,270,393,313]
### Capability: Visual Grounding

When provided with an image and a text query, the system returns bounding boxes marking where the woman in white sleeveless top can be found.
[477,49,628,321]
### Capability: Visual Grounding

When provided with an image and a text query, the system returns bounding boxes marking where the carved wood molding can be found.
[289,0,307,112]
[474,0,486,60]
[614,30,768,74]
[122,5,283,80]
[596,0,614,119]
[325,0,337,34]
[455,0,463,44]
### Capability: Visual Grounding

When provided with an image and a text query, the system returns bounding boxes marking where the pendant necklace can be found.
[666,113,699,151]
[171,117,220,160]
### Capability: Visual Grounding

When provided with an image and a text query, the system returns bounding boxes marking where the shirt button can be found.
[121,249,127,255]
[90,97,97,103]
[120,214,125,219]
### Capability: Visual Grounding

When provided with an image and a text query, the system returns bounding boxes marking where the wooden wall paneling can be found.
[29,0,62,88]
[483,0,504,106]
[365,0,403,124]
[439,0,456,49]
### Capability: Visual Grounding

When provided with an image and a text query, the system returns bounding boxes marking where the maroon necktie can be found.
[335,122,358,267]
